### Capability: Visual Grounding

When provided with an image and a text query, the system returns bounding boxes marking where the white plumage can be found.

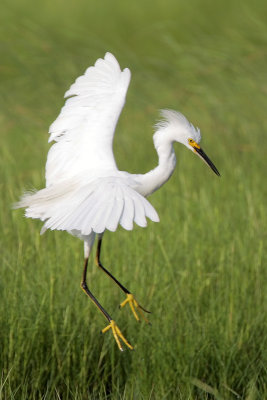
[15,52,220,351]
[17,53,160,237]
[16,52,220,238]
[46,53,131,184]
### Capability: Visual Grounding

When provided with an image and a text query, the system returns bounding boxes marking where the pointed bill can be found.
[189,140,220,176]
[195,147,220,176]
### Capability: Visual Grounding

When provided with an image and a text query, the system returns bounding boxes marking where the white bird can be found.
[15,52,220,351]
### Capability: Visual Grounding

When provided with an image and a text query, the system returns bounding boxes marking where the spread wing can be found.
[15,53,161,236]
[16,177,159,236]
[45,52,131,186]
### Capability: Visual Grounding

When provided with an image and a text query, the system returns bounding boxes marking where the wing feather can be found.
[15,53,161,238]
[142,197,160,223]
[120,192,134,231]
[92,194,116,234]
[105,187,124,232]
[16,177,159,235]
[132,195,147,228]
[46,52,131,186]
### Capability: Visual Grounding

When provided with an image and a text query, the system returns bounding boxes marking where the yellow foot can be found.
[102,320,134,351]
[119,293,150,324]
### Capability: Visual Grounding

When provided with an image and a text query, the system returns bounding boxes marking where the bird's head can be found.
[155,109,220,176]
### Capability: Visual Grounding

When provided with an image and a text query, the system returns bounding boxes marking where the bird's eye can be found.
[188,139,194,144]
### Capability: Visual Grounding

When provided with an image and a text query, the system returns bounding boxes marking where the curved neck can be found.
[138,130,176,197]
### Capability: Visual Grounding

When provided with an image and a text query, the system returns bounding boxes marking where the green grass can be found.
[1,0,266,398]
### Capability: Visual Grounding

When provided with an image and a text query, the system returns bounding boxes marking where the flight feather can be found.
[46,52,131,186]
[16,178,159,235]
[15,53,161,238]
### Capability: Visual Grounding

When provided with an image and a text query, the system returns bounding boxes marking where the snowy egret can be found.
[15,52,220,351]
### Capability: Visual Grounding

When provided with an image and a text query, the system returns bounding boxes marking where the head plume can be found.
[155,109,201,144]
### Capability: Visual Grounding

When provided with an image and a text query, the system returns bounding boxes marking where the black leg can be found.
[80,257,112,322]
[80,254,134,351]
[95,236,151,317]
[95,237,130,294]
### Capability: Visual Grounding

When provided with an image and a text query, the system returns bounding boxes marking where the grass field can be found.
[1,0,266,398]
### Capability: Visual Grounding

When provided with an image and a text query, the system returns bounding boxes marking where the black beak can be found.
[195,147,220,176]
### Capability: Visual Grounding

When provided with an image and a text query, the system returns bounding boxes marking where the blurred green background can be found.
[1,0,266,399]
